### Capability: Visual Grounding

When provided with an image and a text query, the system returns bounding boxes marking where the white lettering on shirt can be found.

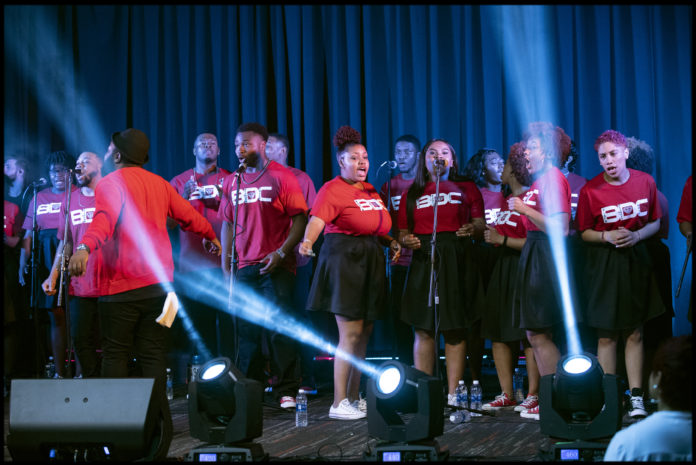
[37,202,62,215]
[485,208,501,224]
[601,198,648,224]
[354,198,387,212]
[493,210,522,227]
[522,189,538,206]
[231,186,273,205]
[416,192,462,209]
[390,195,402,211]
[190,184,220,201]
[70,208,95,225]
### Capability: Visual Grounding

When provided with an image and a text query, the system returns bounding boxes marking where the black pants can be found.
[70,296,101,378]
[389,264,414,365]
[234,264,299,399]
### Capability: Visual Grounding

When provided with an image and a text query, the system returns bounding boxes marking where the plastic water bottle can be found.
[45,356,56,379]
[513,368,525,403]
[166,368,174,400]
[449,409,471,424]
[191,354,202,382]
[470,380,482,416]
[455,380,468,410]
[295,389,308,427]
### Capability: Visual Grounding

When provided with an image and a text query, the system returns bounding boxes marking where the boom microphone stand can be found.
[227,163,246,367]
[428,159,445,380]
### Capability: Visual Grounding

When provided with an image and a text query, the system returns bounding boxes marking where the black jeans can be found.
[98,294,172,453]
[70,296,101,378]
[234,264,299,399]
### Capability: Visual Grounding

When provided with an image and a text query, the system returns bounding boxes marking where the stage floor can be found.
[4,357,645,462]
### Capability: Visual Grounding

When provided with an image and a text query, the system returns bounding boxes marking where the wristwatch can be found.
[77,243,90,253]
[275,248,286,259]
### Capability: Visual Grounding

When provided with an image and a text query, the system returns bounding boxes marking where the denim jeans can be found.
[234,264,299,398]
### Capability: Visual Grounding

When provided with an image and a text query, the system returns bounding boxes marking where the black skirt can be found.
[512,231,581,330]
[306,233,387,321]
[400,232,484,332]
[582,238,665,331]
[481,246,526,342]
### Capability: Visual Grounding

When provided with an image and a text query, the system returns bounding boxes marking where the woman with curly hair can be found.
[576,129,665,419]
[508,122,573,420]
[481,141,541,414]
[299,126,401,420]
[398,138,486,406]
[20,150,77,378]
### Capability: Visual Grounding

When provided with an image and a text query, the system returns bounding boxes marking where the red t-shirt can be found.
[80,167,216,296]
[380,174,415,266]
[677,175,692,224]
[56,189,102,298]
[22,186,78,232]
[312,176,391,237]
[480,187,506,225]
[397,180,484,235]
[520,167,572,233]
[490,192,529,241]
[170,168,231,273]
[656,190,669,240]
[576,169,661,233]
[219,161,308,271]
[287,166,317,268]
[4,200,22,237]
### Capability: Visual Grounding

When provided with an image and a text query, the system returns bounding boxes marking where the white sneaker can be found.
[351,397,367,413]
[329,398,366,420]
[447,393,457,407]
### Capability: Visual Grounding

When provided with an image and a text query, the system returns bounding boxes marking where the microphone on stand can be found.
[380,160,398,169]
[434,158,447,175]
[31,178,49,187]
[235,163,248,175]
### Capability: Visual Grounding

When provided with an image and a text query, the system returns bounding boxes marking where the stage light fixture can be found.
[539,352,623,458]
[364,361,448,461]
[187,357,267,461]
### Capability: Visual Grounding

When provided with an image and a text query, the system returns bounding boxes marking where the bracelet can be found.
[76,243,90,253]
[502,235,508,248]
[275,248,286,259]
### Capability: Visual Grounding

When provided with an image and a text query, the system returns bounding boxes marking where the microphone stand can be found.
[428,162,443,380]
[28,182,43,378]
[228,165,246,366]
[57,172,74,378]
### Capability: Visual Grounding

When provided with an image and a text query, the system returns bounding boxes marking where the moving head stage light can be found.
[187,357,267,461]
[539,352,623,461]
[364,361,448,461]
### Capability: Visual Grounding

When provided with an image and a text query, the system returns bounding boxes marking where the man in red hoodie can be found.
[68,128,221,460]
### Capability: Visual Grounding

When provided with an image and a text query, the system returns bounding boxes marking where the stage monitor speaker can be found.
[7,378,170,461]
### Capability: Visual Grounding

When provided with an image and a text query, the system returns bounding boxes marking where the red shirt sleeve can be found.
[677,175,692,224]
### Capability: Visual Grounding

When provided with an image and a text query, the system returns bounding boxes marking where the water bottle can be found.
[455,380,468,410]
[191,354,202,382]
[166,368,174,400]
[470,380,482,416]
[513,368,525,403]
[449,409,471,424]
[45,356,56,379]
[295,389,308,427]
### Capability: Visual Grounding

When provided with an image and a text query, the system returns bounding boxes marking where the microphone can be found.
[236,163,247,174]
[380,160,398,169]
[31,178,48,187]
[434,158,447,175]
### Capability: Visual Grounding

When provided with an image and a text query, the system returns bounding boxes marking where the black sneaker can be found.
[628,396,647,418]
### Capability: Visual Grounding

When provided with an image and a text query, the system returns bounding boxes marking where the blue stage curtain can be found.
[3,4,692,334]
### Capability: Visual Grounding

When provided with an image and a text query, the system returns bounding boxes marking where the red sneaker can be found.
[514,394,539,412]
[482,392,517,410]
[520,405,539,420]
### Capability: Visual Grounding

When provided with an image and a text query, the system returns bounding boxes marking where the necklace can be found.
[240,161,270,185]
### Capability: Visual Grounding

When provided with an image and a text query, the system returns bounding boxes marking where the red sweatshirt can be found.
[80,167,216,296]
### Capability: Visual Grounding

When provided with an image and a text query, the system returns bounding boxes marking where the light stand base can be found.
[364,439,449,462]
[551,439,609,462]
[186,443,267,462]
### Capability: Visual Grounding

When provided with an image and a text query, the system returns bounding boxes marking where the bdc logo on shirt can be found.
[230,186,273,205]
[390,195,402,211]
[522,189,538,206]
[416,192,462,209]
[36,202,62,215]
[354,198,387,211]
[493,210,521,227]
[485,208,501,224]
[601,199,648,224]
[190,184,220,201]
[70,208,95,225]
